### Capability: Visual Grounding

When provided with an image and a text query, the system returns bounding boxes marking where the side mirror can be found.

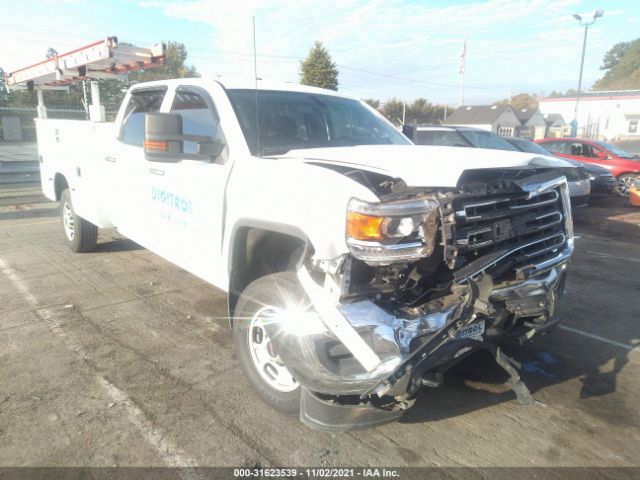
[144,112,184,162]
[594,151,608,160]
[144,112,225,162]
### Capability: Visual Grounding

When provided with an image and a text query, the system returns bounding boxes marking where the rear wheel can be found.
[233,273,305,415]
[616,174,638,197]
[60,189,98,252]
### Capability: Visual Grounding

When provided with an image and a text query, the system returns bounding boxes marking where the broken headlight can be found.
[346,197,439,265]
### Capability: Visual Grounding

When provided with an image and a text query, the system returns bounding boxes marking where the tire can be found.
[60,189,98,253]
[233,272,306,415]
[616,173,638,197]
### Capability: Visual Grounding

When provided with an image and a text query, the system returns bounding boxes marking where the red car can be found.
[536,138,640,196]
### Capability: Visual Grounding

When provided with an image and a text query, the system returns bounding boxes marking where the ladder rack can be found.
[5,37,165,90]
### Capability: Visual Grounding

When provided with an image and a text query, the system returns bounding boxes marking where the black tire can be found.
[60,189,98,253]
[616,173,638,197]
[233,272,305,415]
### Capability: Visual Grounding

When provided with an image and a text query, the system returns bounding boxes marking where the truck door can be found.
[105,87,168,239]
[143,86,231,288]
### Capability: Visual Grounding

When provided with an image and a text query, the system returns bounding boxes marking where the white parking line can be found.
[558,324,637,352]
[0,256,199,468]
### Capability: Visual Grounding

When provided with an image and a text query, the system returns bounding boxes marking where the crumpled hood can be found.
[274,145,575,187]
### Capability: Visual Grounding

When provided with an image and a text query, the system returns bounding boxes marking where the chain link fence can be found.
[0,106,118,142]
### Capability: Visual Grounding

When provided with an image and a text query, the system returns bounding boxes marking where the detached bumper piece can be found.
[299,388,411,432]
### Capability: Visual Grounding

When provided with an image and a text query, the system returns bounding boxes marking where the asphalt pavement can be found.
[0,183,638,473]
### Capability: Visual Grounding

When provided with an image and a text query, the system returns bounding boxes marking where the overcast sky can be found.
[0,0,638,105]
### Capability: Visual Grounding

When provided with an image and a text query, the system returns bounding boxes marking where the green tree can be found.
[406,98,446,124]
[363,98,380,109]
[299,41,339,91]
[594,38,640,90]
[379,98,405,124]
[46,47,58,59]
[494,93,538,109]
[601,41,632,71]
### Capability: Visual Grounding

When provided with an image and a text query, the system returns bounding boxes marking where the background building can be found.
[539,90,640,140]
[514,107,547,140]
[443,105,521,136]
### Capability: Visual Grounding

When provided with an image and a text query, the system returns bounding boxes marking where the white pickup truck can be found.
[37,78,575,430]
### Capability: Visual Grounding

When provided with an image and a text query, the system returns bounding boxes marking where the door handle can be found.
[149,168,165,176]
[105,156,117,163]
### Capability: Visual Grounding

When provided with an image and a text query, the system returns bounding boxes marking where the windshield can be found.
[458,130,519,151]
[226,89,411,156]
[509,139,553,155]
[595,141,637,159]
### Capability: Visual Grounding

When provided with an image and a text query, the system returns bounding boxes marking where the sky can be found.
[0,0,638,105]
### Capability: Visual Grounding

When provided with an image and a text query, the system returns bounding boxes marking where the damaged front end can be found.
[265,169,574,431]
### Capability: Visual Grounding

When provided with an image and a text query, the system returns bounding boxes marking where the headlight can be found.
[346,197,439,265]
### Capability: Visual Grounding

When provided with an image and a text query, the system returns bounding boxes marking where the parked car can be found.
[536,138,640,197]
[404,125,591,207]
[505,136,617,198]
[33,80,576,431]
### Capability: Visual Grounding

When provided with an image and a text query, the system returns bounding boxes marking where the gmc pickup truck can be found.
[37,78,575,430]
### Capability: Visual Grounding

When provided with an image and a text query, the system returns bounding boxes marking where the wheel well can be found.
[228,227,307,319]
[54,174,68,201]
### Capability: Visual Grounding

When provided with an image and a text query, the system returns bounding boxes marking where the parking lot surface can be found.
[0,183,638,470]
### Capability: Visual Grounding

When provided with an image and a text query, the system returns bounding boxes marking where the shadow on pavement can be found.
[95,237,144,253]
[400,330,637,426]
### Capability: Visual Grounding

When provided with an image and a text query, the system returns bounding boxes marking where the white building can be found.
[539,90,640,140]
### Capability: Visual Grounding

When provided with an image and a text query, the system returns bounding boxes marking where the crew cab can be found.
[36,78,575,430]
[537,137,640,197]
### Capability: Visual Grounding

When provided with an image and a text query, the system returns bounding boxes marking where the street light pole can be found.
[571,9,604,137]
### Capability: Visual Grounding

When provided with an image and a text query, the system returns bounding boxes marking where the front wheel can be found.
[616,174,639,197]
[60,189,98,252]
[233,273,307,415]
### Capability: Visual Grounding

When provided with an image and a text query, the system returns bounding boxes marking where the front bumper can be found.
[267,258,570,397]
[266,174,575,430]
[590,176,617,196]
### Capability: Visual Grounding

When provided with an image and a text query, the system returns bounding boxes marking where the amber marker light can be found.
[346,211,385,241]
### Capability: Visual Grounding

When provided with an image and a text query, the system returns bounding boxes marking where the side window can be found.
[170,89,225,155]
[542,141,563,154]
[570,142,587,157]
[119,89,166,147]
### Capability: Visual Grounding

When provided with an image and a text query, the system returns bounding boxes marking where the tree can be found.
[594,38,640,90]
[601,41,632,71]
[46,48,58,59]
[494,93,538,109]
[363,98,380,109]
[299,41,338,91]
[379,98,405,124]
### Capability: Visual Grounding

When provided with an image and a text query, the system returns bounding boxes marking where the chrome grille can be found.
[451,186,567,279]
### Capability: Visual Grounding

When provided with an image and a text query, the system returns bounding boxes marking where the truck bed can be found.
[37,119,117,228]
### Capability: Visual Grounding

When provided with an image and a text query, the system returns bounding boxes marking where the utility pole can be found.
[571,9,604,137]
[459,34,467,106]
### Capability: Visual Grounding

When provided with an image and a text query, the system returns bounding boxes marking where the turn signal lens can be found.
[346,212,384,241]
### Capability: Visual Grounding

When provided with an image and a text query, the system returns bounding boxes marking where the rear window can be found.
[459,130,519,151]
[415,130,469,147]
